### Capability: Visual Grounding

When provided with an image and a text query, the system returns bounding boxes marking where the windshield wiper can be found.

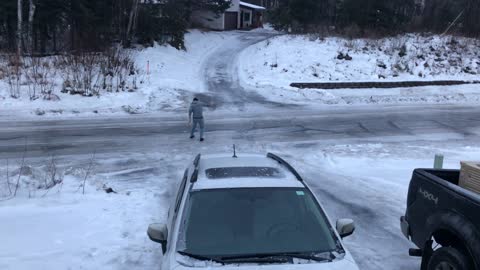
[178,251,287,264]
[177,251,225,264]
[281,252,335,262]
[219,256,289,264]
[221,252,334,263]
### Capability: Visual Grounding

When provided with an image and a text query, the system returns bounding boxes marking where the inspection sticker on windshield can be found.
[296,191,305,196]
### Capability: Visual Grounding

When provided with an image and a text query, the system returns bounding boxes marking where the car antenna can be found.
[233,144,238,158]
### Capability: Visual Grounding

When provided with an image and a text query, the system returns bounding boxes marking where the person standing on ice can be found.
[188,97,207,142]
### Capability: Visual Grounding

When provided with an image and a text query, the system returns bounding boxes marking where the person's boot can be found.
[190,135,195,139]
[200,138,204,142]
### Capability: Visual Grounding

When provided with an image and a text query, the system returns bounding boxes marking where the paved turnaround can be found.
[1,31,479,270]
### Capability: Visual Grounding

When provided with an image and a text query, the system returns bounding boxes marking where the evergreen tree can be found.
[269,0,330,31]
[422,0,465,32]
[136,0,231,49]
[464,0,480,36]
[187,0,232,15]
[0,0,17,50]
[1,0,477,53]
[337,0,415,32]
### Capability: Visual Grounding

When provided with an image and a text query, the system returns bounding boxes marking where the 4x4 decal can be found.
[419,188,439,205]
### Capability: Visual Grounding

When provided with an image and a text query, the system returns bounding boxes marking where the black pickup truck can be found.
[400,169,480,270]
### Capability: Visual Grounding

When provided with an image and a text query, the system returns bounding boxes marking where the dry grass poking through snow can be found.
[240,34,480,88]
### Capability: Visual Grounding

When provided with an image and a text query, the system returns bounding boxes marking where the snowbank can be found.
[0,30,238,118]
[238,34,480,107]
[248,83,480,107]
[134,30,237,94]
[239,34,480,88]
[0,152,180,270]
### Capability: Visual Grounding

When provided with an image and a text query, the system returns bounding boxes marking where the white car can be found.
[147,153,359,270]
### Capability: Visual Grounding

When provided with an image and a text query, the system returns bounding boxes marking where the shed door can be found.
[224,12,238,30]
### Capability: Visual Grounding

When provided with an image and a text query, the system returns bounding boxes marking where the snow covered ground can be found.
[1,140,479,270]
[245,83,480,107]
[239,34,480,87]
[0,30,239,118]
[1,29,480,270]
[2,31,479,118]
[238,34,480,107]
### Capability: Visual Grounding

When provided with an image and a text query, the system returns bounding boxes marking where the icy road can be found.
[0,105,479,159]
[1,31,480,270]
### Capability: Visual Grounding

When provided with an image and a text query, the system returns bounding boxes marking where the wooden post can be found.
[434,154,444,169]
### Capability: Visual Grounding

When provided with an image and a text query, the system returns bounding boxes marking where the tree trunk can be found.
[53,26,57,52]
[40,23,47,54]
[17,0,23,55]
[70,0,75,51]
[126,0,139,47]
[28,0,36,53]
[132,1,139,37]
[33,23,38,52]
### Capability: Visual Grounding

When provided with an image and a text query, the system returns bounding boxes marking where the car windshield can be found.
[176,188,339,257]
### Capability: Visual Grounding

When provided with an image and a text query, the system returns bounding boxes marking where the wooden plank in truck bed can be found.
[460,161,480,194]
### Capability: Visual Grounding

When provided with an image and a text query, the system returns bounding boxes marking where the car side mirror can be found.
[147,223,168,253]
[336,219,355,239]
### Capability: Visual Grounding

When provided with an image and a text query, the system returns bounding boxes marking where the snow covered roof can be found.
[193,154,303,190]
[240,1,266,10]
[199,154,276,169]
[140,0,167,4]
[193,177,304,190]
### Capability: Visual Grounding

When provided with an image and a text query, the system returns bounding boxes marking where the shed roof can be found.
[240,1,266,10]
[140,0,167,4]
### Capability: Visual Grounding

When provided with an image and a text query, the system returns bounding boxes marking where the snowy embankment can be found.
[1,141,480,270]
[0,30,237,118]
[239,34,480,106]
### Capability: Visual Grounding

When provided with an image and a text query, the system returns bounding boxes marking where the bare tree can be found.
[126,0,140,46]
[6,159,11,196]
[12,0,24,99]
[441,9,465,36]
[28,0,37,52]
[25,57,40,100]
[6,55,22,99]
[42,155,63,197]
[13,140,27,197]
[17,0,23,56]
[59,53,103,96]
[81,152,96,195]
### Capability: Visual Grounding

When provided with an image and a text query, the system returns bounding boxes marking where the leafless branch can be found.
[81,151,96,195]
[6,158,11,196]
[5,55,23,98]
[13,138,27,197]
[42,155,62,198]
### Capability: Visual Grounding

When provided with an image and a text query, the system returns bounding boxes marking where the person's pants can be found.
[191,118,205,138]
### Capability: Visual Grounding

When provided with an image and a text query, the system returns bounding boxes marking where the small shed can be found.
[239,1,266,29]
[190,0,266,31]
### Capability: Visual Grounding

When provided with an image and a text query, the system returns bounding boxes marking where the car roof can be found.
[192,153,305,190]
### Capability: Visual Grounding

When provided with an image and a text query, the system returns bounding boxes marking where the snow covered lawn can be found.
[239,34,480,87]
[0,30,238,118]
[0,152,181,270]
[1,142,479,270]
[238,34,480,107]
